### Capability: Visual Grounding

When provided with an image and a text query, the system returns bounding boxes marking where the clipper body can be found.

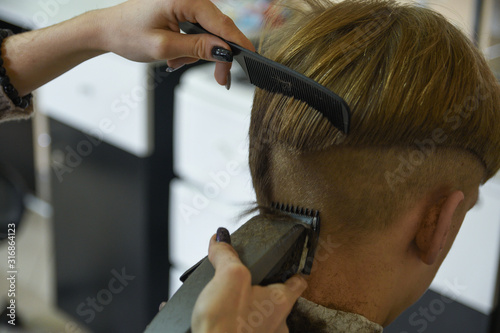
[145,205,320,333]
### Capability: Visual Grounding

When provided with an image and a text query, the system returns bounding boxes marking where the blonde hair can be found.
[249,0,500,230]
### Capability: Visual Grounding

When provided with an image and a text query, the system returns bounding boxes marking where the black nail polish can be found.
[216,227,231,244]
[211,46,233,62]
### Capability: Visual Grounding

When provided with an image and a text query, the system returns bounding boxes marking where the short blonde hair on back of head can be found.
[249,0,500,231]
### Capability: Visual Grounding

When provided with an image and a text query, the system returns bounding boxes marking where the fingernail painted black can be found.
[212,46,233,62]
[216,227,231,244]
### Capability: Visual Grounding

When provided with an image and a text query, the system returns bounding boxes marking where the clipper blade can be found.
[272,202,319,220]
[271,202,320,275]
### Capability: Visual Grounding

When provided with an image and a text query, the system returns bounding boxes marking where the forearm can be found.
[2,11,106,96]
[0,0,254,99]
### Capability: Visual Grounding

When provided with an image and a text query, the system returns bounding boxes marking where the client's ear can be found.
[415,191,465,265]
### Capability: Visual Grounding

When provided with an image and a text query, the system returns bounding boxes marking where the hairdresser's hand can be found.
[99,0,255,85]
[4,0,254,96]
[191,229,308,333]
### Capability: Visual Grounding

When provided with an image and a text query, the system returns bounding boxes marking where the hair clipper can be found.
[145,203,320,333]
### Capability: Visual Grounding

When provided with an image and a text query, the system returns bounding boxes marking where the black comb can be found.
[179,21,351,134]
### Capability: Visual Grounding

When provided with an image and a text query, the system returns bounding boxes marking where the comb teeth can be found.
[271,202,319,218]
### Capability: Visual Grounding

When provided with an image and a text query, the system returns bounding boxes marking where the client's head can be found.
[248,0,500,326]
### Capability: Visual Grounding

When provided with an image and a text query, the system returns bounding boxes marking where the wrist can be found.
[73,9,109,56]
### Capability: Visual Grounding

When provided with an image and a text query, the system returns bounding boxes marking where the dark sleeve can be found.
[0,86,33,123]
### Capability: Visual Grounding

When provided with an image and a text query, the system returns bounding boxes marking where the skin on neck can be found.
[300,190,476,326]
[268,146,483,326]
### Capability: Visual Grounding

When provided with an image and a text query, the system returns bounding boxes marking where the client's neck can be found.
[299,225,416,327]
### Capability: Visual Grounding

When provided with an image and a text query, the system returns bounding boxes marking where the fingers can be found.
[175,0,255,52]
[159,0,254,85]
[207,234,241,271]
[166,56,198,71]
[206,233,253,303]
[255,275,306,331]
[284,275,308,301]
[214,62,232,85]
[206,230,308,303]
[234,276,305,332]
[159,32,233,63]
[167,53,232,85]
[195,230,306,333]
[267,275,308,313]
[161,32,233,85]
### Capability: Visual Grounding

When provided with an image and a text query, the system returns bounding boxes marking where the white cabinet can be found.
[36,54,153,157]
[173,64,255,202]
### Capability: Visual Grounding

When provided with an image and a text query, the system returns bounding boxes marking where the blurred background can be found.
[0,0,498,332]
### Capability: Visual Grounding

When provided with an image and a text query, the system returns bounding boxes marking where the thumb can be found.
[285,275,308,300]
